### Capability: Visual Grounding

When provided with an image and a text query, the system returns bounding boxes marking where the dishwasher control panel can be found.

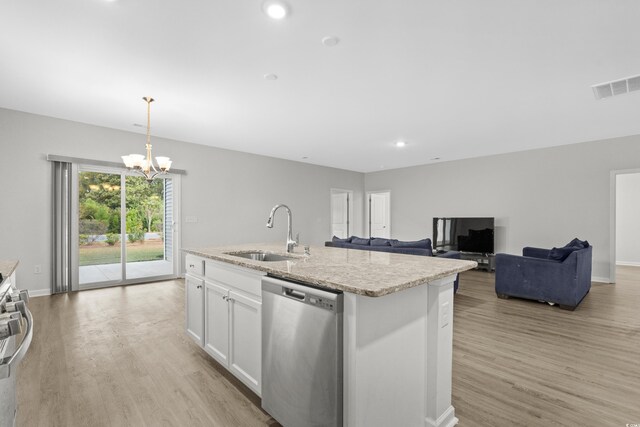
[275,278,342,313]
[308,296,334,310]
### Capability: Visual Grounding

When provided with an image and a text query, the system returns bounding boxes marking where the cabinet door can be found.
[204,281,230,366]
[185,275,204,347]
[228,290,262,396]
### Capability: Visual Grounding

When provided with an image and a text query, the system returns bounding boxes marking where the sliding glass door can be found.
[76,167,177,289]
[77,170,123,285]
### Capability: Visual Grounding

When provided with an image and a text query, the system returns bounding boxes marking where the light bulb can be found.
[263,1,288,19]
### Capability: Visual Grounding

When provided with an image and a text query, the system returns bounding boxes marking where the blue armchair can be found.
[495,245,592,310]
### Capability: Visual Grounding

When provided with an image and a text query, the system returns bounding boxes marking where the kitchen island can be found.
[183,243,476,427]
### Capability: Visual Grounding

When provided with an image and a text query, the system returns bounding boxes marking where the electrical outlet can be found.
[34,265,42,274]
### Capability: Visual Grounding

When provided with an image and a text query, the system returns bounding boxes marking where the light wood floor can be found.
[17,267,640,426]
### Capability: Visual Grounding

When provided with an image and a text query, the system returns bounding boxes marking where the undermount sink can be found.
[225,251,297,262]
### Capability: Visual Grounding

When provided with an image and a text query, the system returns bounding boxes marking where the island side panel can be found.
[343,274,458,427]
[425,277,458,427]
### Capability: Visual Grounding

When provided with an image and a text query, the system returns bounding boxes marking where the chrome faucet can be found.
[266,204,298,253]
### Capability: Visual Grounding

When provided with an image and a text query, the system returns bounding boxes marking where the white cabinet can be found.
[185,254,206,347]
[184,256,265,396]
[227,289,261,393]
[204,281,230,365]
[204,281,262,395]
[185,273,204,347]
[203,260,265,396]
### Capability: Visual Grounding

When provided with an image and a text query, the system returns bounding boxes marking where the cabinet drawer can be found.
[185,255,204,277]
[205,260,265,298]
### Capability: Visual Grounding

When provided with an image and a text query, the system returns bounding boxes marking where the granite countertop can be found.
[0,260,18,284]
[184,243,477,297]
[0,260,19,292]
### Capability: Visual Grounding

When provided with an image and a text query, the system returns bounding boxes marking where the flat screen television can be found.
[433,217,495,254]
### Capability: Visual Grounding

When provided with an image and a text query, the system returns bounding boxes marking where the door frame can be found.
[72,164,181,291]
[609,168,640,284]
[366,190,391,238]
[330,188,354,238]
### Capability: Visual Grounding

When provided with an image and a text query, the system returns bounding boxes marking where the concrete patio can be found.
[79,260,174,285]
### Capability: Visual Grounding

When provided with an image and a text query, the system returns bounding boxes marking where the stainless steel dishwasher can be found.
[262,276,343,427]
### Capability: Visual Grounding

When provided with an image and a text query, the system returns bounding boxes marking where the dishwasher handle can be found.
[284,288,305,300]
[262,276,342,305]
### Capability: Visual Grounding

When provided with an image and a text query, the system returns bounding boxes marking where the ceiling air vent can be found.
[592,74,640,100]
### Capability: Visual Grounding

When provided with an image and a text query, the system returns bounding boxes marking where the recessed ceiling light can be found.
[321,36,340,47]
[263,1,289,19]
[264,73,278,80]
[431,157,441,160]
[132,123,144,127]
[395,141,406,148]
[302,156,308,159]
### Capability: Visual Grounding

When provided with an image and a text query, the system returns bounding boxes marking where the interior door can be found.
[369,192,390,238]
[331,192,350,238]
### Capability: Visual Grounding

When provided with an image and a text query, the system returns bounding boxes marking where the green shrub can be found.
[128,231,145,243]
[79,234,89,246]
[105,233,120,246]
[108,213,121,234]
[126,209,143,234]
[79,219,108,236]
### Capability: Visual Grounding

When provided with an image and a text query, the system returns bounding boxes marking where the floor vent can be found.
[592,74,640,100]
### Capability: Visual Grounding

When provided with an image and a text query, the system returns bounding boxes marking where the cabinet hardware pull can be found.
[222,295,228,301]
[196,285,202,289]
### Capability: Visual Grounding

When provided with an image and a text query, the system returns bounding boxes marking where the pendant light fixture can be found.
[121,97,172,181]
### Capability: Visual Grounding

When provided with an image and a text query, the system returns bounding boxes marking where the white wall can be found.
[365,135,640,282]
[3,106,639,291]
[616,173,640,266]
[0,108,364,294]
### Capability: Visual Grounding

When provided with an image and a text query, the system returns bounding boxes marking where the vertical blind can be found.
[164,178,173,261]
[51,161,72,294]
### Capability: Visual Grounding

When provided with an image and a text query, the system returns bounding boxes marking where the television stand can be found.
[460,252,495,272]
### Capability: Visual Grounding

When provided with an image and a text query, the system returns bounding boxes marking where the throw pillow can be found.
[371,238,392,246]
[351,237,371,245]
[390,238,431,249]
[332,236,352,243]
[548,246,581,262]
[565,238,589,249]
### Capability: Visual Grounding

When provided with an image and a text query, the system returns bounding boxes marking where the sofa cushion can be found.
[548,246,581,262]
[371,238,392,246]
[391,238,431,249]
[390,247,432,256]
[564,238,589,249]
[332,235,352,243]
[351,237,371,245]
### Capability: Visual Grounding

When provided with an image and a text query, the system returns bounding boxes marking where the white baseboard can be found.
[616,261,640,267]
[29,289,52,297]
[591,276,611,284]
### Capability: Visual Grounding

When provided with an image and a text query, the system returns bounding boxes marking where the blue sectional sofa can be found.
[325,236,462,292]
[495,238,592,310]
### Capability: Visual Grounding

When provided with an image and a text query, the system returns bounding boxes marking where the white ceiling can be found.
[2,0,640,172]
